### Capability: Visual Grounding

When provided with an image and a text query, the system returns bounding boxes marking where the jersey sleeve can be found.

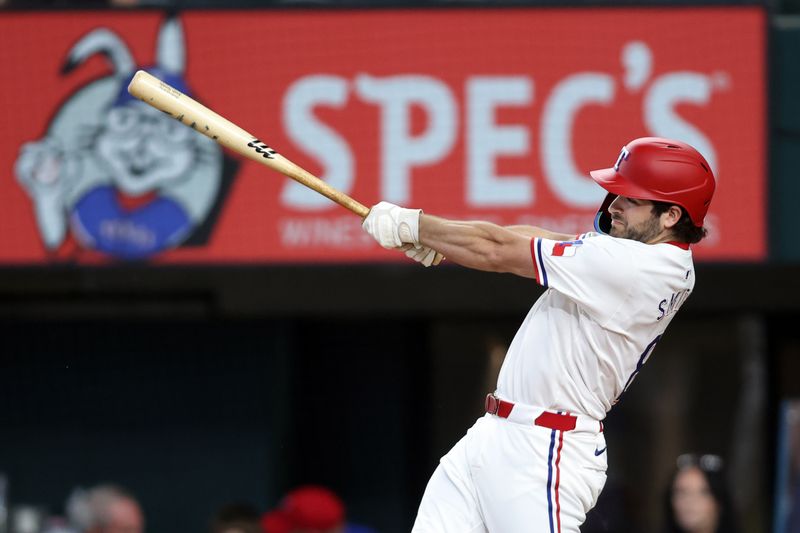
[530,233,636,322]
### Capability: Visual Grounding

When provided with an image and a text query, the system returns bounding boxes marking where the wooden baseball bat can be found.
[126,70,369,217]
[127,70,443,265]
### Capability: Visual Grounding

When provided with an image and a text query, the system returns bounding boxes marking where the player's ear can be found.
[661,205,683,229]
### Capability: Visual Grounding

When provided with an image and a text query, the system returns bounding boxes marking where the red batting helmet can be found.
[589,137,716,234]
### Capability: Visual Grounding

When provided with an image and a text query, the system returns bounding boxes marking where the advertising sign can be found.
[0,8,766,263]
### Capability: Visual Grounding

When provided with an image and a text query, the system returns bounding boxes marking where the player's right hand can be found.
[362,201,422,249]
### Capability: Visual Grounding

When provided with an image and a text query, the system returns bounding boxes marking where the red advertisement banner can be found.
[0,8,766,264]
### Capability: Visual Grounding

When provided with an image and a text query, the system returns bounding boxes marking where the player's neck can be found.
[646,229,681,246]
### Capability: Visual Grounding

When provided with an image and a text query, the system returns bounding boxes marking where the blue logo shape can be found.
[594,446,607,456]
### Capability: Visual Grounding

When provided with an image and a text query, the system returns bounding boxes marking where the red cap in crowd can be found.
[261,485,345,533]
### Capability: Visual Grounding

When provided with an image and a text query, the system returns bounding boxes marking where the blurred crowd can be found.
[0,452,747,533]
[0,483,377,533]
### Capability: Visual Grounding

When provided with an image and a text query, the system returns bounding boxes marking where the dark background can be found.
[1,262,798,532]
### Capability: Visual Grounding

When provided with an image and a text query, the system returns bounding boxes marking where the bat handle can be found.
[315,182,368,217]
[268,152,370,218]
[340,197,369,218]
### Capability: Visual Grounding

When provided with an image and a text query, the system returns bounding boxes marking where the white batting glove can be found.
[362,201,421,249]
[403,245,437,267]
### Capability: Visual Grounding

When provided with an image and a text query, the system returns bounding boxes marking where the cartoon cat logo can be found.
[15,16,237,260]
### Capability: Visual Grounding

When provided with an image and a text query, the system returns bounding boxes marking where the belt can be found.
[485,393,603,433]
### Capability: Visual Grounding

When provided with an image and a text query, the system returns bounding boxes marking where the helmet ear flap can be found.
[594,193,617,234]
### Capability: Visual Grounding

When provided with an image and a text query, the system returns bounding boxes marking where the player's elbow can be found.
[483,242,524,274]
[485,238,536,278]
[453,223,533,276]
[482,245,507,273]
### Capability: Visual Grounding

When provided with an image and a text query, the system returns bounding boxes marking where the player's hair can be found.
[651,201,707,244]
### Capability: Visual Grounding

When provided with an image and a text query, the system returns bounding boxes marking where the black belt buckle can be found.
[485,393,499,415]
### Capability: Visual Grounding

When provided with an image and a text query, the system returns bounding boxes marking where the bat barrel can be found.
[128,70,256,156]
[127,70,370,218]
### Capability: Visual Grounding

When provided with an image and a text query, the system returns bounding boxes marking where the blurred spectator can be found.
[41,516,77,533]
[67,484,144,533]
[778,402,800,533]
[211,502,262,533]
[261,486,375,533]
[262,486,343,533]
[662,454,738,533]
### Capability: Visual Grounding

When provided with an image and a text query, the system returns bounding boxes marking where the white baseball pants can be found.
[411,411,607,533]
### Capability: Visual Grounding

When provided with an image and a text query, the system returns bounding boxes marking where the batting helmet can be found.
[589,137,716,234]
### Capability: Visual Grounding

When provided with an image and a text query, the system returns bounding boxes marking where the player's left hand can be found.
[362,201,421,249]
[402,244,444,267]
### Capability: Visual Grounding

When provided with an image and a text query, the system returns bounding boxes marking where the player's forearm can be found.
[419,214,534,277]
[505,225,576,241]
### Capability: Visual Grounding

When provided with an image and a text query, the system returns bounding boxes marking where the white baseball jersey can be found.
[497,232,695,420]
[412,232,695,533]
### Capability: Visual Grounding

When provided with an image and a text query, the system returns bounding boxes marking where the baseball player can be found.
[361,137,716,532]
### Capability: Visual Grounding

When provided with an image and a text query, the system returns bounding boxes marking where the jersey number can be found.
[613,335,662,404]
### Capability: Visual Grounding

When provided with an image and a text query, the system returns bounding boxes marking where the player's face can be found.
[607,196,663,243]
[671,467,720,533]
